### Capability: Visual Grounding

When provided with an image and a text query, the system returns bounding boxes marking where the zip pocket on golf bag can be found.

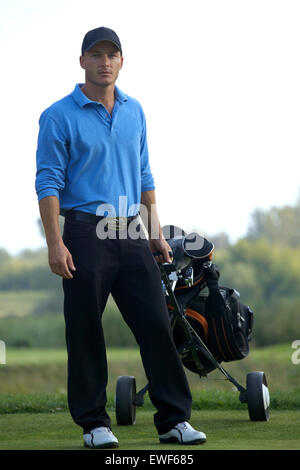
[205,287,254,362]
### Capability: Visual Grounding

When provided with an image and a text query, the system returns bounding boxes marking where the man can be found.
[35,26,206,448]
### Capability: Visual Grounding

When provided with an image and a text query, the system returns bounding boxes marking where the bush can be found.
[0,313,66,348]
[0,300,137,349]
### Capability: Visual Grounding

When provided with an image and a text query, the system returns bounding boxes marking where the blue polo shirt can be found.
[35,84,155,217]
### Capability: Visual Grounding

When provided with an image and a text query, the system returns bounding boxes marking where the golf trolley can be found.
[115,226,270,426]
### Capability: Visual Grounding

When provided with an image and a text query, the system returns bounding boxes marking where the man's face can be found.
[80,41,123,87]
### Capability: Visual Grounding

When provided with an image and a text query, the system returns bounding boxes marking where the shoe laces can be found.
[175,422,189,432]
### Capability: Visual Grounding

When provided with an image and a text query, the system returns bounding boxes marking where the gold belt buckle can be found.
[106,217,128,231]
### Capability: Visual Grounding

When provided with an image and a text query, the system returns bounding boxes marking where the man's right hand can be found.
[48,241,76,279]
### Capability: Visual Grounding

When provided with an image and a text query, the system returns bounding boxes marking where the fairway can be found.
[0,409,299,450]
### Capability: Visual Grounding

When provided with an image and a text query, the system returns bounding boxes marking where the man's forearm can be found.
[39,196,63,247]
[140,190,163,240]
[140,190,172,263]
[38,196,75,278]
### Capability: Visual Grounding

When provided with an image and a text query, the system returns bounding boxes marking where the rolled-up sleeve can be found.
[140,109,155,192]
[35,113,69,202]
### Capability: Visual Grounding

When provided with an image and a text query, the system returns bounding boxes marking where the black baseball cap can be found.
[81,27,122,55]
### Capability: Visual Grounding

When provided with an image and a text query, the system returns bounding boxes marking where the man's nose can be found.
[99,55,110,66]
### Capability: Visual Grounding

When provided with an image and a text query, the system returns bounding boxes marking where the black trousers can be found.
[62,214,192,434]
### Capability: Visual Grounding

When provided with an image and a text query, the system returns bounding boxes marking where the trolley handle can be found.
[152,250,173,260]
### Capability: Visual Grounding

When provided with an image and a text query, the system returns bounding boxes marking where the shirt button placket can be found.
[96,105,112,131]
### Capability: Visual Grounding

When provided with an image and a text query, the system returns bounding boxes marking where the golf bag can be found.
[170,263,254,375]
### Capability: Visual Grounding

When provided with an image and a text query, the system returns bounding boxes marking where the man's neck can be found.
[81,82,116,115]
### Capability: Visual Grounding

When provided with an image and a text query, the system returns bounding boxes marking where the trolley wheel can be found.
[246,371,270,422]
[115,376,136,425]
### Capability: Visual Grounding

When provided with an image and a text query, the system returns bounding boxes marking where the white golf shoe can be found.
[83,426,119,449]
[158,421,206,445]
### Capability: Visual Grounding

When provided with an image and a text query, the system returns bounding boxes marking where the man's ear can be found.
[79,55,86,70]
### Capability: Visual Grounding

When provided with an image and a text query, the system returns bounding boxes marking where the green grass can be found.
[0,290,48,318]
[0,409,299,450]
[0,389,299,415]
[4,346,142,365]
[1,343,299,396]
[5,347,67,365]
[0,344,299,414]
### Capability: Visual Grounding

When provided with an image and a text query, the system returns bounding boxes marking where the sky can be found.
[0,0,299,254]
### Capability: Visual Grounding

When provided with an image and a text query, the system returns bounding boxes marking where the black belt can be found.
[65,210,139,227]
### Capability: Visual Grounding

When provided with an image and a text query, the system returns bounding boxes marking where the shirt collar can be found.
[114,86,128,103]
[72,83,128,108]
